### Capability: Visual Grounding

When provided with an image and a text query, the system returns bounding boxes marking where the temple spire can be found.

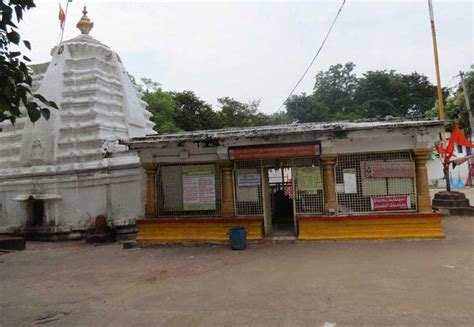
[76,5,94,35]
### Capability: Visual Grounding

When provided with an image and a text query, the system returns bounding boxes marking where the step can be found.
[446,207,474,216]
[267,235,297,242]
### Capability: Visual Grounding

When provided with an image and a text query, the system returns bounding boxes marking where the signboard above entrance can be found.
[229,143,320,160]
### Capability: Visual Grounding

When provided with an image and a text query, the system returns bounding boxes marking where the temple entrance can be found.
[267,167,295,235]
[231,144,323,237]
[28,197,45,226]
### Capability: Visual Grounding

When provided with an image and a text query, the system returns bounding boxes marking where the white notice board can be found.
[182,165,216,211]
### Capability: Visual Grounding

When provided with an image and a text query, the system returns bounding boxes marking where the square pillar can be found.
[143,163,158,217]
[320,154,337,214]
[218,161,235,217]
[412,148,432,212]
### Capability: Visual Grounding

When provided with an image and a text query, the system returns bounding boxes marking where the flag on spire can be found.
[59,4,66,29]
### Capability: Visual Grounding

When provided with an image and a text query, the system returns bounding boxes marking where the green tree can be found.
[142,87,179,134]
[266,111,291,125]
[441,71,474,134]
[217,97,269,127]
[0,0,57,124]
[173,91,223,131]
[353,71,439,118]
[285,93,330,123]
[312,62,358,118]
[286,63,442,123]
[398,72,440,117]
[285,62,359,122]
[352,70,400,118]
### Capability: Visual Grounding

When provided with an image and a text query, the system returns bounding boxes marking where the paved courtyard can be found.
[0,215,473,327]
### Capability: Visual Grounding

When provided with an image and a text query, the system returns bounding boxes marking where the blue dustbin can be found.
[229,227,247,250]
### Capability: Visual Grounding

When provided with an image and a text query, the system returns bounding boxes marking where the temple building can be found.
[125,120,445,242]
[0,8,154,239]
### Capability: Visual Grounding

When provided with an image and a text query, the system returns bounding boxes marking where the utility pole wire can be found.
[277,0,346,112]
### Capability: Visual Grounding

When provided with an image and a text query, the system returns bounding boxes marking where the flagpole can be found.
[428,0,446,147]
[428,0,450,192]
[59,0,71,44]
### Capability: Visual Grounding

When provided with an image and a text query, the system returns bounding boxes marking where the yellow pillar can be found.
[320,154,338,215]
[219,161,235,217]
[143,163,158,217]
[412,148,432,213]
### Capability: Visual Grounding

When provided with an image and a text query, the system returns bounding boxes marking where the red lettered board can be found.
[370,195,411,211]
[229,144,320,160]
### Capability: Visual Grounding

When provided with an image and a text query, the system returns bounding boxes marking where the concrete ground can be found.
[1,217,473,327]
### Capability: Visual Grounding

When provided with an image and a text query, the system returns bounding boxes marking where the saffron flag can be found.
[59,4,66,29]
[455,127,474,147]
[435,124,474,159]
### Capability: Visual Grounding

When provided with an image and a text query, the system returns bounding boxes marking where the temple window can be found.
[335,151,417,213]
[157,163,221,216]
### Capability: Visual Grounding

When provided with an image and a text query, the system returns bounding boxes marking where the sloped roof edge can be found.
[122,119,444,146]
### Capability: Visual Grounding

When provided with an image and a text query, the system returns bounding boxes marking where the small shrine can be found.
[125,120,445,243]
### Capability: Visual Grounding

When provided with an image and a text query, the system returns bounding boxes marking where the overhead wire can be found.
[277,0,346,112]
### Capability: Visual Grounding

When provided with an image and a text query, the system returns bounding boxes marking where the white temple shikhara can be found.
[0,8,155,239]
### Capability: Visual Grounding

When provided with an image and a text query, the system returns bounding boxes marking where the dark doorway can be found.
[28,198,45,226]
[268,167,294,235]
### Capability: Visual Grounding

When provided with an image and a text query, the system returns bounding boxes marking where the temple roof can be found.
[124,119,444,146]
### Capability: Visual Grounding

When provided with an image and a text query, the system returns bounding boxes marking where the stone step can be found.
[432,198,470,208]
[0,236,26,250]
[434,207,474,216]
[267,235,297,243]
[446,207,474,216]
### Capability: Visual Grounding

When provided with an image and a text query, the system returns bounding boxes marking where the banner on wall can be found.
[182,165,216,211]
[365,161,415,178]
[370,195,411,211]
[296,167,322,192]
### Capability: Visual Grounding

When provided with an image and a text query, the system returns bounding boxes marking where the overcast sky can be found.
[19,0,473,114]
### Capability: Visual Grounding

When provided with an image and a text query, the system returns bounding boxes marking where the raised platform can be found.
[432,191,474,216]
[297,212,445,241]
[137,216,263,243]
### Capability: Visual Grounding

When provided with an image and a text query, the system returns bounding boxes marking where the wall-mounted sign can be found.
[182,165,216,211]
[365,161,415,178]
[370,195,411,211]
[236,169,259,202]
[237,173,261,187]
[296,167,322,192]
[229,143,320,160]
[343,169,357,194]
